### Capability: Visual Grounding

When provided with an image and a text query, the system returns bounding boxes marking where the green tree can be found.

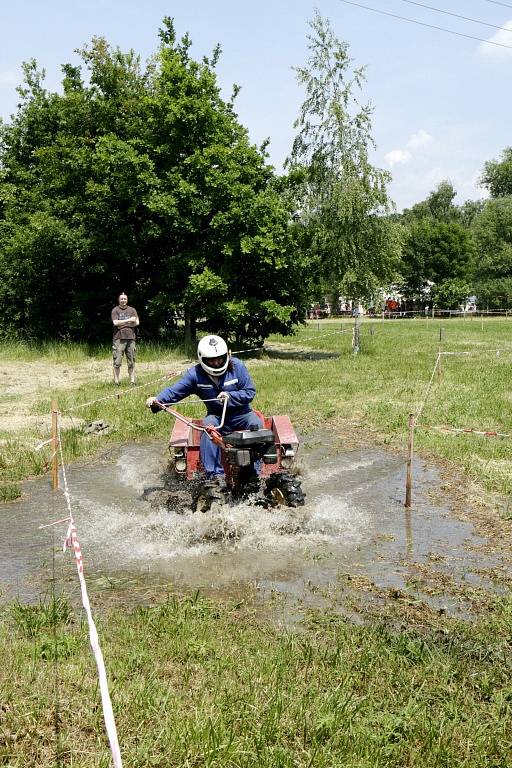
[0,20,306,344]
[398,182,475,303]
[402,181,460,224]
[286,11,401,305]
[401,218,475,298]
[471,196,512,308]
[481,147,512,198]
[431,278,471,309]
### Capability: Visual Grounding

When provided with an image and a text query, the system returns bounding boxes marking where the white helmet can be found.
[197,335,229,376]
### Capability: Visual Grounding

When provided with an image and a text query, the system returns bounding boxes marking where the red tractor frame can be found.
[168,411,305,511]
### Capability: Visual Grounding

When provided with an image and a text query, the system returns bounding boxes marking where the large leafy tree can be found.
[0,19,306,344]
[401,218,475,297]
[481,147,512,199]
[399,182,475,302]
[471,196,512,308]
[401,181,460,224]
[286,11,401,304]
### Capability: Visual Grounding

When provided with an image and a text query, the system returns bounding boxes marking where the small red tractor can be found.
[168,411,305,513]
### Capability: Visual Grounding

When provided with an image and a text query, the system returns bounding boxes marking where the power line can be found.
[400,0,512,32]
[483,1,512,10]
[337,0,512,49]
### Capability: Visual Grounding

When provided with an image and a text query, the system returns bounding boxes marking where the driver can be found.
[146,335,262,482]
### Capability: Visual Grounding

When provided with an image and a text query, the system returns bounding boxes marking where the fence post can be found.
[51,400,59,491]
[405,413,415,508]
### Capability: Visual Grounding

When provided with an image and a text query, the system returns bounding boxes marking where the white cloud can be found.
[479,20,512,58]
[384,128,433,169]
[406,129,433,150]
[384,149,411,168]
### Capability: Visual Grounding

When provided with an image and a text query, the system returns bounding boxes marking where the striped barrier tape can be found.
[299,328,355,342]
[415,423,512,439]
[61,369,185,413]
[56,421,123,767]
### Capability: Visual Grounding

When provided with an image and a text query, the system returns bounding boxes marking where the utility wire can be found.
[337,0,512,49]
[400,0,512,32]
[483,1,512,10]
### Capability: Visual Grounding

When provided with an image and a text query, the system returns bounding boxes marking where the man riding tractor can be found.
[146,335,262,487]
[145,335,305,511]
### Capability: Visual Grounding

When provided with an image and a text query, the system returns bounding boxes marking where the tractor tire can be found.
[193,481,228,514]
[265,472,305,508]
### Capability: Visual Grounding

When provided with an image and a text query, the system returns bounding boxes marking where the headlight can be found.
[280,446,295,469]
[174,449,187,473]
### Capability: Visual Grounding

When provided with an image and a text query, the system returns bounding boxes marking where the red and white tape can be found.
[416,424,512,439]
[56,420,123,767]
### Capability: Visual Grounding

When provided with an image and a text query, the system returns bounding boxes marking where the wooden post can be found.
[51,400,59,491]
[481,313,484,331]
[437,346,442,379]
[405,413,415,508]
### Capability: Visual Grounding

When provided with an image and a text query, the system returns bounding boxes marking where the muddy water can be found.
[0,437,504,615]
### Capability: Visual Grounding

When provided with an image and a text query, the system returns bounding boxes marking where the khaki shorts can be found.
[112,339,136,368]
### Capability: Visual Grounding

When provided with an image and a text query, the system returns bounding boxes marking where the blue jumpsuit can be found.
[155,358,262,477]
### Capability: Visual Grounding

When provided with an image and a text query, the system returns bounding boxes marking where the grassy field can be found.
[0,320,512,768]
[1,320,512,766]
[2,317,512,500]
[1,591,511,767]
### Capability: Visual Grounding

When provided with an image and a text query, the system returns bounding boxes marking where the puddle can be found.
[0,436,508,619]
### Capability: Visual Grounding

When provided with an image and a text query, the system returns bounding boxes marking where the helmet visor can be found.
[202,354,227,370]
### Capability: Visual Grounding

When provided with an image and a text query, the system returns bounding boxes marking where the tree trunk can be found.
[352,304,361,355]
[184,309,196,355]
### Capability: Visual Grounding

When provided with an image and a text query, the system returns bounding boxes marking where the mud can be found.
[1,433,510,624]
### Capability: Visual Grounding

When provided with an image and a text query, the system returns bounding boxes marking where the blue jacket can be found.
[155,357,256,417]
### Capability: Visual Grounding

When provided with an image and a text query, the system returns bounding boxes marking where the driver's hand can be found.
[146,396,157,409]
[217,392,230,403]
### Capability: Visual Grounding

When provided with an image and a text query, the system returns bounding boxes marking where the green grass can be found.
[2,324,512,765]
[1,592,511,766]
[2,318,512,499]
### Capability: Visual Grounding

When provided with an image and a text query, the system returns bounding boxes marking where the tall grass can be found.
[0,338,189,363]
[1,592,511,766]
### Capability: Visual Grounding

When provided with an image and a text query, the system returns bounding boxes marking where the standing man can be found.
[111,292,139,385]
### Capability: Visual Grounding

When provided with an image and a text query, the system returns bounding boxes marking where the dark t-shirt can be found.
[111,305,138,341]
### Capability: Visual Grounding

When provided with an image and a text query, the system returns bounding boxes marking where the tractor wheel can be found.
[265,472,305,508]
[193,481,227,514]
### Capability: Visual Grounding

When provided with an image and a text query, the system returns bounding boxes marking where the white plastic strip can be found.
[57,420,123,767]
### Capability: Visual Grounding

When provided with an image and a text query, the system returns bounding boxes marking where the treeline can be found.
[0,14,510,344]
[0,19,310,345]
[395,150,512,309]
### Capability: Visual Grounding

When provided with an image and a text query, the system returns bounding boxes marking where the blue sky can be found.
[1,1,510,210]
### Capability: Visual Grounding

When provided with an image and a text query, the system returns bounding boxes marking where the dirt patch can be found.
[0,359,186,433]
